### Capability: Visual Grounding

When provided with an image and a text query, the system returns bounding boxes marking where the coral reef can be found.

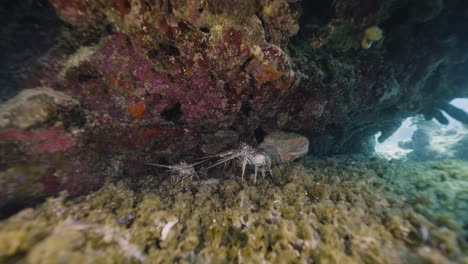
[23,0,468,159]
[0,2,466,262]
[0,156,466,263]
[0,88,110,217]
[0,88,79,130]
[259,130,309,163]
[1,0,468,219]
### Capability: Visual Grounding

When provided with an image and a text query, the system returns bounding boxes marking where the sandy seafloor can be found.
[0,155,467,263]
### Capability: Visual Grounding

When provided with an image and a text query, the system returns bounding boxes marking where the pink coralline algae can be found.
[92,33,169,93]
[0,126,76,155]
[22,0,468,160]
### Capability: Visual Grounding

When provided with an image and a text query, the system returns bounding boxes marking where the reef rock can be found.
[1,0,468,214]
[0,88,78,130]
[26,0,467,159]
[259,130,309,163]
[0,87,107,217]
[411,129,432,151]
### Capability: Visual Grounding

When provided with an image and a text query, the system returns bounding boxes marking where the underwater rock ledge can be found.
[11,0,467,158]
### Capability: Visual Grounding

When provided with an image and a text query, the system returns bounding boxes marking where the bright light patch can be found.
[450,98,468,111]
[439,98,468,129]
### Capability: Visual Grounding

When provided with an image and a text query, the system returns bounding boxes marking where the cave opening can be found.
[375,98,468,160]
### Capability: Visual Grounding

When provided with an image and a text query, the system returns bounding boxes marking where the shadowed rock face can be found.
[1,0,468,215]
[0,0,62,101]
[42,0,468,156]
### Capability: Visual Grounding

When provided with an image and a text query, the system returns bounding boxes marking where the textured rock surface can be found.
[0,88,108,218]
[0,88,79,129]
[1,0,468,214]
[0,157,467,263]
[259,130,309,163]
[37,0,468,158]
[44,0,467,156]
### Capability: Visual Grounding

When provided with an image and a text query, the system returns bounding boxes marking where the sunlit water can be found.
[375,98,468,160]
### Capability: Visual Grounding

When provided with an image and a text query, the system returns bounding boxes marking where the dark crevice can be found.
[240,101,252,117]
[199,27,210,34]
[122,0,131,13]
[105,24,115,35]
[240,55,254,72]
[159,42,181,56]
[160,102,183,122]
[62,108,87,129]
[166,0,173,15]
[223,83,235,94]
[255,12,271,42]
[254,126,267,144]
[0,198,45,220]
[146,49,159,59]
[344,234,352,255]
[64,62,101,82]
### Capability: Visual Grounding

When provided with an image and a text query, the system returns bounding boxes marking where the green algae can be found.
[1,156,467,263]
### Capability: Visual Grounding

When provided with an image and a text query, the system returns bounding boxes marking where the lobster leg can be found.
[241,155,247,181]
